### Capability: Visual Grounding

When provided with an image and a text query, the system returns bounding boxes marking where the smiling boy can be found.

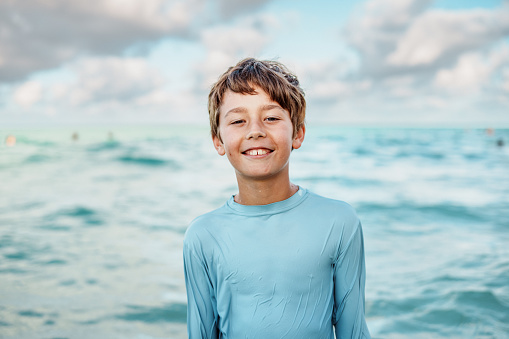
[183,58,370,338]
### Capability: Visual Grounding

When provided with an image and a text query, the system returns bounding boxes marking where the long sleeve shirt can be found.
[183,187,370,338]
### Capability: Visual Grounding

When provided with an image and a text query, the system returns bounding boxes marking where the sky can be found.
[1,0,508,127]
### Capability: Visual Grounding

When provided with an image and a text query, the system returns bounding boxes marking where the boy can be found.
[183,58,370,338]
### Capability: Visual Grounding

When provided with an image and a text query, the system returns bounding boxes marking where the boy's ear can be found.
[212,134,226,156]
[292,125,306,150]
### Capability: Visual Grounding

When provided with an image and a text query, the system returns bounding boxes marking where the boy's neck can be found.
[234,175,299,206]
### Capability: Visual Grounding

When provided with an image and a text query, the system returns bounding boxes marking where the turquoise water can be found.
[1,126,508,338]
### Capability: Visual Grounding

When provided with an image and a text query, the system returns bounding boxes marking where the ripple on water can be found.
[368,297,425,318]
[114,303,187,324]
[1,237,51,266]
[450,290,509,314]
[24,154,54,164]
[415,308,472,327]
[41,206,105,229]
[18,310,45,318]
[116,154,180,168]
[369,287,509,337]
[357,202,487,224]
[86,141,122,152]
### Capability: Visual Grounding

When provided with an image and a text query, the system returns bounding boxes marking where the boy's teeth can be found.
[246,149,269,156]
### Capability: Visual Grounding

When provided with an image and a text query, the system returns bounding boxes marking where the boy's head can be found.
[208,58,306,142]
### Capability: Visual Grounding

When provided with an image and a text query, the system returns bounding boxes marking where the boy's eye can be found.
[230,120,244,125]
[265,117,280,122]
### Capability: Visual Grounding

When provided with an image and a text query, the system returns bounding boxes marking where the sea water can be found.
[0,126,508,338]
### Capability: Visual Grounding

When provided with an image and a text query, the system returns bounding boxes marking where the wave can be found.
[37,224,72,231]
[356,202,488,223]
[60,206,96,217]
[368,296,433,318]
[42,206,105,228]
[369,289,509,337]
[14,138,57,147]
[146,224,187,234]
[87,141,122,152]
[116,155,179,168]
[114,303,187,324]
[449,290,509,313]
[415,308,472,327]
[396,151,445,160]
[296,175,383,186]
[24,154,53,164]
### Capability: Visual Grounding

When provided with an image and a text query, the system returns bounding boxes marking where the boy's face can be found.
[212,87,305,182]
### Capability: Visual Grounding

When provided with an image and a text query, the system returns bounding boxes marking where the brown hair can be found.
[208,58,306,141]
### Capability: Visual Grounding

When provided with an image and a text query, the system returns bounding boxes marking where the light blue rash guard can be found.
[183,187,370,338]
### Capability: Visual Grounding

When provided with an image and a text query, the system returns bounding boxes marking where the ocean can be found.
[1,125,508,338]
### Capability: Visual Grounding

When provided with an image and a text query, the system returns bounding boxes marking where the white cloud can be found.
[344,0,433,76]
[2,0,509,126]
[49,57,165,106]
[383,75,416,98]
[309,81,350,100]
[0,0,276,83]
[363,0,432,29]
[307,79,372,103]
[345,0,509,81]
[13,81,42,108]
[7,55,207,123]
[503,69,509,93]
[66,0,199,31]
[202,25,268,56]
[434,46,509,94]
[387,9,509,67]
[434,53,491,94]
[217,0,272,18]
[196,14,276,89]
[332,0,509,126]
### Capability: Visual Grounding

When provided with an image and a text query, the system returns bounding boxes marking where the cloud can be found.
[195,14,277,90]
[13,81,42,108]
[48,57,165,106]
[8,56,166,113]
[387,9,509,67]
[344,0,509,79]
[0,0,274,83]
[344,0,434,77]
[434,47,509,94]
[2,0,508,126]
[503,69,509,93]
[316,0,509,125]
[217,0,273,19]
[8,55,209,123]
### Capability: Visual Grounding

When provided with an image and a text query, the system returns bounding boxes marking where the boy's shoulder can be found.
[305,190,359,222]
[184,189,361,245]
[183,202,229,244]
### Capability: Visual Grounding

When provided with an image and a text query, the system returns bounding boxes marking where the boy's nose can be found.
[245,122,266,139]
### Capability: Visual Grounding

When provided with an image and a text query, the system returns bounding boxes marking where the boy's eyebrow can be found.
[225,104,284,117]
[224,107,247,118]
[260,104,284,112]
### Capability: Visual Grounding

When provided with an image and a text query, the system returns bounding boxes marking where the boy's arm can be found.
[183,238,219,339]
[333,220,371,339]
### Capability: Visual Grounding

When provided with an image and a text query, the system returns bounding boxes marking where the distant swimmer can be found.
[5,135,16,147]
[497,138,504,147]
[72,132,79,141]
[485,128,495,136]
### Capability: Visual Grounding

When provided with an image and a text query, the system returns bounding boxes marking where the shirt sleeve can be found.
[332,220,371,339]
[183,234,219,339]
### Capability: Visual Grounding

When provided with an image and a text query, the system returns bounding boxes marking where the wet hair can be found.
[208,58,306,141]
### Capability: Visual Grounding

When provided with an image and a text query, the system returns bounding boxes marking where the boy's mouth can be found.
[242,148,273,156]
